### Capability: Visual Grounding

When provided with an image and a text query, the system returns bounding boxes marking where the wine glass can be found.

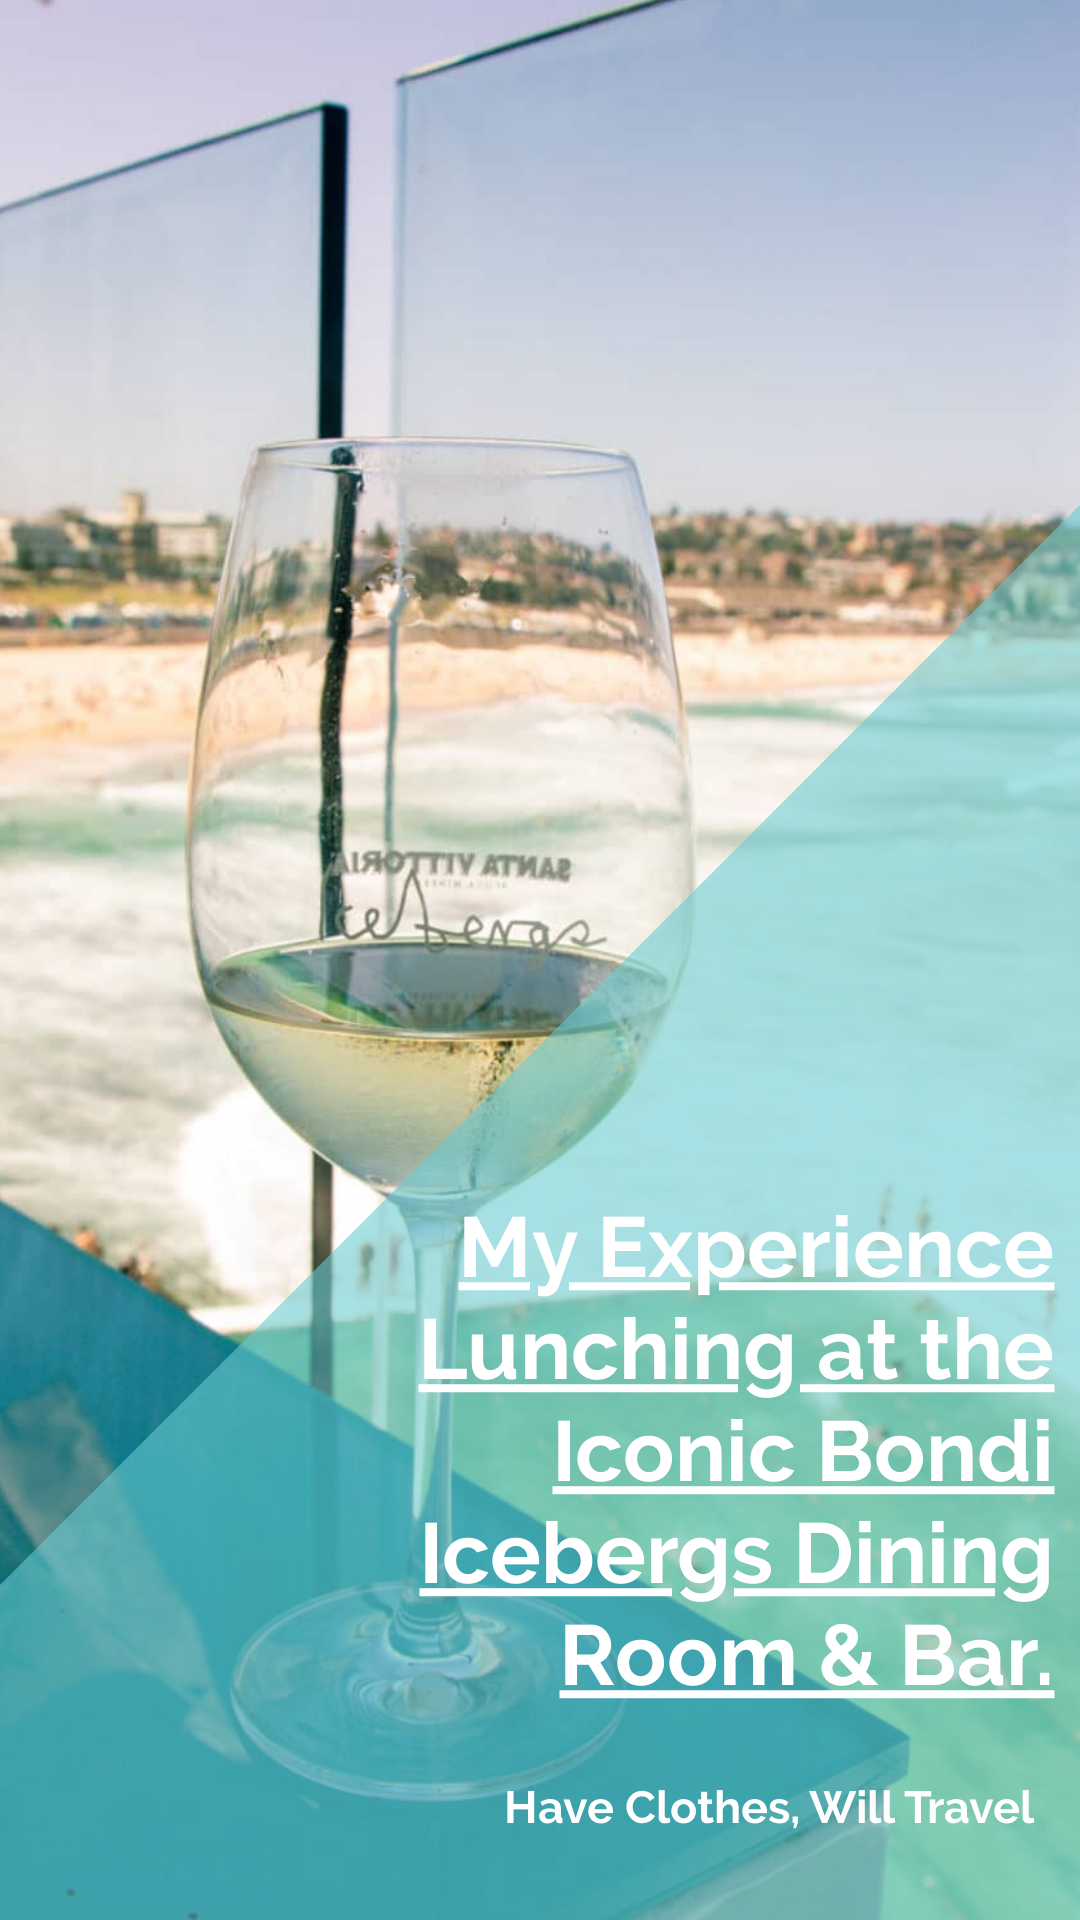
[187,438,694,1797]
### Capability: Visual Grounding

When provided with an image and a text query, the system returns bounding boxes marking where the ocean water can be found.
[0,697,863,1316]
[0,679,1077,1920]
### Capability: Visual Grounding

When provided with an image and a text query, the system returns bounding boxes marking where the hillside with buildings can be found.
[652,509,1061,637]
[0,494,1065,645]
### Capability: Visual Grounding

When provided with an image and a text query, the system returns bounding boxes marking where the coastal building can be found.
[155,513,229,574]
[883,563,914,600]
[3,518,80,572]
[82,492,230,580]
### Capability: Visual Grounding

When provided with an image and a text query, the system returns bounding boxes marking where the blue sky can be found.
[397,0,1080,517]
[1,0,567,467]
[5,0,1080,519]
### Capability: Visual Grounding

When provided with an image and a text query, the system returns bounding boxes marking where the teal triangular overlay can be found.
[1,513,1079,1914]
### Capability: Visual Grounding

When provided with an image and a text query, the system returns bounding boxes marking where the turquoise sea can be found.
[0,695,863,1314]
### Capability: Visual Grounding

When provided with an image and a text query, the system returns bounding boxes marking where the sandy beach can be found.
[0,641,208,757]
[0,628,943,760]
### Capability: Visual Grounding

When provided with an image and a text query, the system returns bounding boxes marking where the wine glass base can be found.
[231,1584,621,1800]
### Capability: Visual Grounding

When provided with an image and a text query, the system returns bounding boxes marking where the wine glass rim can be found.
[253,435,636,476]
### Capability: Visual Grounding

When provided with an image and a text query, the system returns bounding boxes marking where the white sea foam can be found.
[0,702,858,1315]
[176,1086,381,1328]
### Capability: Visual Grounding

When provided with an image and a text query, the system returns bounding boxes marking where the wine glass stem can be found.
[388,1216,471,1659]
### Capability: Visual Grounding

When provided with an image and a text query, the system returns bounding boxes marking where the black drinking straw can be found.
[319,444,363,937]
[311,445,362,1397]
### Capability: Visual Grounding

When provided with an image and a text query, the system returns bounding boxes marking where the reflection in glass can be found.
[0,111,329,523]
[188,437,693,1796]
[0,109,345,1322]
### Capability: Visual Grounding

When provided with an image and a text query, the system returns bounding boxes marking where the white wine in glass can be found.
[208,940,667,1202]
[187,438,693,1797]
